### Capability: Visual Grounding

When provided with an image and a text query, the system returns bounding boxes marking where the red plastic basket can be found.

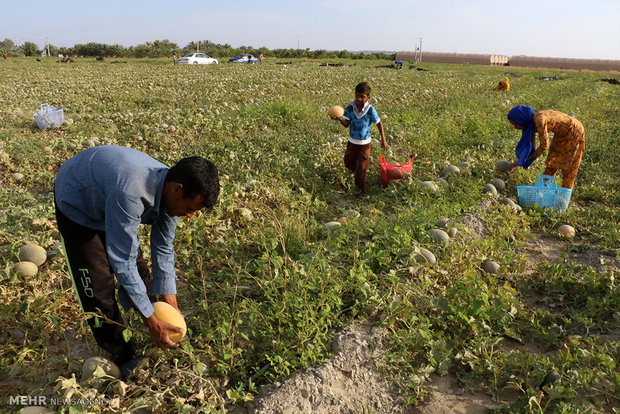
[379,154,414,187]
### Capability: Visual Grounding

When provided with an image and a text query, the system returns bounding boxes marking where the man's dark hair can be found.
[166,157,220,208]
[355,82,371,95]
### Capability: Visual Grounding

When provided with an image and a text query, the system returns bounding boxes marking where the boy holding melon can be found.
[332,82,388,200]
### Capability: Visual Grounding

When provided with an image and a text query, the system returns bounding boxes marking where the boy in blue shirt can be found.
[334,82,388,199]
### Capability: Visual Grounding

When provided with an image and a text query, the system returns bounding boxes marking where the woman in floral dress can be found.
[507,105,585,189]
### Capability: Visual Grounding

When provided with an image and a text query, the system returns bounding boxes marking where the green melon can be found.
[491,178,506,191]
[420,181,439,192]
[82,356,121,380]
[12,261,38,277]
[418,247,436,264]
[411,246,436,264]
[325,221,341,232]
[19,244,47,266]
[428,229,450,243]
[435,219,451,229]
[483,260,500,274]
[483,183,498,196]
[495,160,512,172]
[19,407,55,414]
[441,165,460,176]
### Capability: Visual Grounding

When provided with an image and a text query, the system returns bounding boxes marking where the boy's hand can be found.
[381,140,389,150]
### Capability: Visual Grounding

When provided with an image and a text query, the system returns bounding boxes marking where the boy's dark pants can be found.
[55,204,154,365]
[344,141,371,192]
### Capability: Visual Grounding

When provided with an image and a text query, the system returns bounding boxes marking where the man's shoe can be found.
[119,359,138,381]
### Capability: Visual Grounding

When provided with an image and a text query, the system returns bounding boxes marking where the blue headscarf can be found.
[508,105,536,169]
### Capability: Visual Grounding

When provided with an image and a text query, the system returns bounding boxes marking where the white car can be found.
[178,53,218,65]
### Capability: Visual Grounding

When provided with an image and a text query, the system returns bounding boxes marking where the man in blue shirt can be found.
[54,145,219,373]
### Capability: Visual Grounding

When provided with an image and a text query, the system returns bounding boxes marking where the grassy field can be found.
[0,57,618,413]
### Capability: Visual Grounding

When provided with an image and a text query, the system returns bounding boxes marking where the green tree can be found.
[22,41,39,56]
[0,38,15,52]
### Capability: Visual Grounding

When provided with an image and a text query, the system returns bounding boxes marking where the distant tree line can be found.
[0,38,395,60]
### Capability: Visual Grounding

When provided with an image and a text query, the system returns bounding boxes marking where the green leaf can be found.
[122,328,132,342]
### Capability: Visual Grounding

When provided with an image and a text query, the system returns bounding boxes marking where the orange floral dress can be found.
[530,110,585,188]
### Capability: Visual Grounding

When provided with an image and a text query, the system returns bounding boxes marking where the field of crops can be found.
[0,57,618,413]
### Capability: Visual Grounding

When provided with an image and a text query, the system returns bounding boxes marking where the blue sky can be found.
[3,0,620,59]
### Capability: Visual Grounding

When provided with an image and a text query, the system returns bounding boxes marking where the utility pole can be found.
[297,35,301,57]
[418,37,423,63]
[45,37,51,57]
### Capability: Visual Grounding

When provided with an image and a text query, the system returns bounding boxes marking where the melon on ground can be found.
[19,407,55,414]
[12,261,38,277]
[19,244,47,266]
[412,247,436,264]
[483,260,500,274]
[428,229,450,244]
[152,301,186,343]
[327,105,344,119]
[495,160,512,172]
[420,181,439,192]
[82,356,121,380]
[435,219,451,229]
[483,183,498,196]
[441,165,460,176]
[491,178,506,191]
[558,224,575,237]
[325,221,341,232]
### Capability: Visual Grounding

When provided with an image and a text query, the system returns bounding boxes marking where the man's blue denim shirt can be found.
[55,145,179,318]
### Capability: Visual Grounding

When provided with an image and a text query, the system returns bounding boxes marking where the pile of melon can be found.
[11,243,48,277]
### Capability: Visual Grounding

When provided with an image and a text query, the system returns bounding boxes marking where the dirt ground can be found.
[229,228,619,414]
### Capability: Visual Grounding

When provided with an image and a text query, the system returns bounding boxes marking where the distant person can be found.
[507,105,585,189]
[495,76,510,91]
[2,53,7,61]
[334,82,388,200]
[54,145,220,377]
[172,53,178,65]
[258,52,264,63]
[394,60,403,69]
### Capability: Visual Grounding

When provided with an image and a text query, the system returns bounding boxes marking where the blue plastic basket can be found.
[517,175,572,213]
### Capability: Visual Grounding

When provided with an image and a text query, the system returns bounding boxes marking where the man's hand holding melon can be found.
[143,296,186,351]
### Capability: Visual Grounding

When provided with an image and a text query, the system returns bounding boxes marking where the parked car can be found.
[228,54,258,63]
[178,53,218,65]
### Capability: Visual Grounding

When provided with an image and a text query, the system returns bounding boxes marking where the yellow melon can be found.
[152,301,186,343]
[558,224,575,237]
[327,105,344,119]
